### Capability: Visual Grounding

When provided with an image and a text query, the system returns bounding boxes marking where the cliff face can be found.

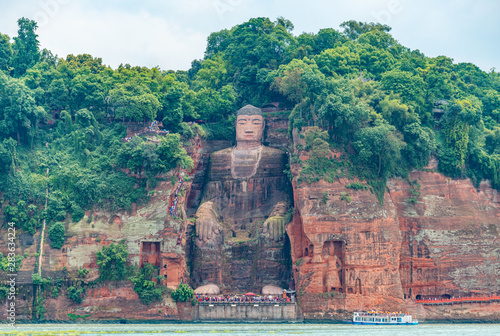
[0,136,206,322]
[2,116,500,322]
[289,150,500,320]
[288,173,406,313]
[390,170,500,320]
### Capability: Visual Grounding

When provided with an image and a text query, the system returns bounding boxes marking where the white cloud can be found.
[36,1,207,70]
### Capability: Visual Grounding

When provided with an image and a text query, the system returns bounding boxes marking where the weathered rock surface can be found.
[289,152,500,320]
[191,145,292,292]
[2,115,500,322]
[288,175,406,312]
[0,136,206,322]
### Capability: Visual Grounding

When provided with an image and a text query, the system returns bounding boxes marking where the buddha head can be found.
[235,105,265,149]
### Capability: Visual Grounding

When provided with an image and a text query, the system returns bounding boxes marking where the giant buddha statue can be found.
[193,104,292,292]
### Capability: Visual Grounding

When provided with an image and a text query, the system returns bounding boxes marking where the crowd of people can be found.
[170,176,184,217]
[196,294,295,303]
[358,311,411,317]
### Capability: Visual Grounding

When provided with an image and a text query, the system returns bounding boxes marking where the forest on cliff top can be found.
[1,17,500,236]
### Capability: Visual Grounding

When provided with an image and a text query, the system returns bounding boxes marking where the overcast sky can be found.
[0,0,498,72]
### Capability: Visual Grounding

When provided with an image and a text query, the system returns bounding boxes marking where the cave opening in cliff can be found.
[140,241,161,268]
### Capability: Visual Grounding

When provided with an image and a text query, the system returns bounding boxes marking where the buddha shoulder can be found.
[261,146,285,156]
[210,147,233,160]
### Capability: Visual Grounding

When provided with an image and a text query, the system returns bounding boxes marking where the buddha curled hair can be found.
[236,104,262,116]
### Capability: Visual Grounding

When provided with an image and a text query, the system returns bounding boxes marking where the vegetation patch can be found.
[129,263,166,305]
[67,312,91,321]
[47,222,65,249]
[171,283,194,303]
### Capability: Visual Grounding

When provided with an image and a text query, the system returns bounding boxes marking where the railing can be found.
[416,295,500,305]
[198,301,295,306]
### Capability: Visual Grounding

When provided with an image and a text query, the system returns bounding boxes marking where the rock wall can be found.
[289,148,500,320]
[288,175,406,312]
[0,136,206,322]
[389,171,500,299]
[2,115,500,322]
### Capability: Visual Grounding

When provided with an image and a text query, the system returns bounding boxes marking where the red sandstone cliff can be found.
[288,140,500,320]
[0,136,205,322]
[2,119,500,322]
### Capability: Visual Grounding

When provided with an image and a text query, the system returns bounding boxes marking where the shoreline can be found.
[3,319,500,325]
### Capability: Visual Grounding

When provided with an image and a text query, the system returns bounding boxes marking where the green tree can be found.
[315,46,360,77]
[195,53,228,89]
[46,78,69,112]
[0,71,46,143]
[204,29,232,59]
[48,222,66,249]
[67,286,85,304]
[12,18,40,77]
[160,82,184,131]
[193,85,236,122]
[379,95,417,130]
[485,127,500,155]
[129,263,165,305]
[380,70,425,106]
[340,20,391,40]
[402,122,436,169]
[441,99,481,169]
[156,133,194,171]
[353,123,405,178]
[63,54,106,74]
[0,138,15,176]
[171,283,194,302]
[96,241,129,281]
[0,33,13,73]
[317,79,371,142]
[273,58,325,104]
[110,82,160,122]
[312,28,345,54]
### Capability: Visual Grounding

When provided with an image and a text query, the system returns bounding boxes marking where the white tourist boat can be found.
[351,311,418,325]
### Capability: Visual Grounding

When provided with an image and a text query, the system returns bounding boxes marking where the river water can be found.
[1,323,500,336]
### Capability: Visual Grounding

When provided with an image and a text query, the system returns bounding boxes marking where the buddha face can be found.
[235,114,264,144]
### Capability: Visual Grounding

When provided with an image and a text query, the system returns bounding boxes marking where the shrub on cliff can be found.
[0,285,9,300]
[48,222,65,249]
[69,203,85,223]
[129,263,166,305]
[95,241,128,281]
[31,273,52,289]
[67,286,85,304]
[171,283,194,302]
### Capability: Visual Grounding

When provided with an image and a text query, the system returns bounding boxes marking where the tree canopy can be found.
[0,15,499,235]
